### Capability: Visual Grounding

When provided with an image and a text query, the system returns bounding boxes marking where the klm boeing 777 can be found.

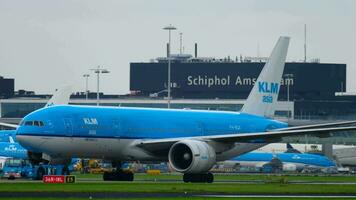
[3,37,356,183]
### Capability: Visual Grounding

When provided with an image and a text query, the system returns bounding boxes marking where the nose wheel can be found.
[183,172,214,183]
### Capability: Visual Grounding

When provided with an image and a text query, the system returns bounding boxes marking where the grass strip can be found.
[75,172,356,183]
[2,198,356,200]
[1,182,356,194]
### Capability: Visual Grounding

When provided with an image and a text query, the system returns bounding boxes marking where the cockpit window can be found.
[24,121,45,127]
[25,121,33,126]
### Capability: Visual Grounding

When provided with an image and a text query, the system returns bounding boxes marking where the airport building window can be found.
[1,102,45,118]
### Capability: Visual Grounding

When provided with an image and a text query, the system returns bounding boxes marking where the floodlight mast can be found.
[163,24,177,109]
[90,66,110,106]
[82,74,90,101]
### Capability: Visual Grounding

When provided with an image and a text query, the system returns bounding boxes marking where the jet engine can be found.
[168,140,216,173]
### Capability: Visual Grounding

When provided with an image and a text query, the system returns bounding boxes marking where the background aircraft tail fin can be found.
[241,36,290,118]
[8,136,15,143]
[45,85,73,107]
[285,143,301,154]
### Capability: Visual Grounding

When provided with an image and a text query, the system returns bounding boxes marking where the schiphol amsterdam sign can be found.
[186,75,294,88]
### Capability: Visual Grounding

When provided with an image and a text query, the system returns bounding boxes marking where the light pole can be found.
[91,66,110,106]
[83,74,90,101]
[163,24,177,109]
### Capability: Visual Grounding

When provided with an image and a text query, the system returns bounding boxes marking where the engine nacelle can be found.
[168,140,216,173]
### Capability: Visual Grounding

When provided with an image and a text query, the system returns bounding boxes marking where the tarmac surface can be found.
[1,191,356,198]
[0,178,356,185]
[2,177,356,198]
[2,177,356,185]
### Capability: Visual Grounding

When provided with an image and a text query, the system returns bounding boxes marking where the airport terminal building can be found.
[130,55,356,120]
[1,54,356,122]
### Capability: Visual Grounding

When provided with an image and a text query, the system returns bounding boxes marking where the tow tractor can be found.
[1,157,72,180]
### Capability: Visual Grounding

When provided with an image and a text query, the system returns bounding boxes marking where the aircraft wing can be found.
[272,120,356,131]
[137,126,356,152]
[0,122,18,129]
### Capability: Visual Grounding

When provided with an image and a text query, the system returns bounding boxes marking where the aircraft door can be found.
[197,122,205,136]
[63,118,73,136]
[112,119,121,138]
[112,118,130,138]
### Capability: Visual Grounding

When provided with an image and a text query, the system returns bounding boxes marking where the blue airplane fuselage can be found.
[231,152,336,168]
[0,130,27,159]
[15,105,287,161]
[0,142,27,159]
[17,105,287,140]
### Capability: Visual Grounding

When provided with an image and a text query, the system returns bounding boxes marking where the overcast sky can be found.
[0,0,355,94]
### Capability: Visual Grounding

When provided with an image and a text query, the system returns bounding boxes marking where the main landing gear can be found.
[103,161,134,181]
[183,172,214,183]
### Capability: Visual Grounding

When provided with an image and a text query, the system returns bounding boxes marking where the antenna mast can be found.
[179,32,183,55]
[304,24,307,62]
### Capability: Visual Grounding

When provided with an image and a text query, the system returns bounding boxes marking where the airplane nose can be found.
[15,128,20,142]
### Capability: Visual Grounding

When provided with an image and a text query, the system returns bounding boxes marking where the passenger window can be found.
[39,121,44,126]
[34,121,40,126]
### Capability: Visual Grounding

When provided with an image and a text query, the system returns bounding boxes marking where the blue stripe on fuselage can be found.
[16,105,287,140]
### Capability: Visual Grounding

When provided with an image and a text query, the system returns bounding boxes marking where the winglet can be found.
[241,36,290,118]
[45,85,73,107]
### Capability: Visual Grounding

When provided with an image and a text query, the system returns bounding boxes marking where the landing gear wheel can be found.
[183,173,191,183]
[103,171,111,181]
[127,171,134,181]
[103,170,134,181]
[62,166,70,175]
[103,161,134,181]
[206,172,214,183]
[183,173,214,183]
[35,166,45,180]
